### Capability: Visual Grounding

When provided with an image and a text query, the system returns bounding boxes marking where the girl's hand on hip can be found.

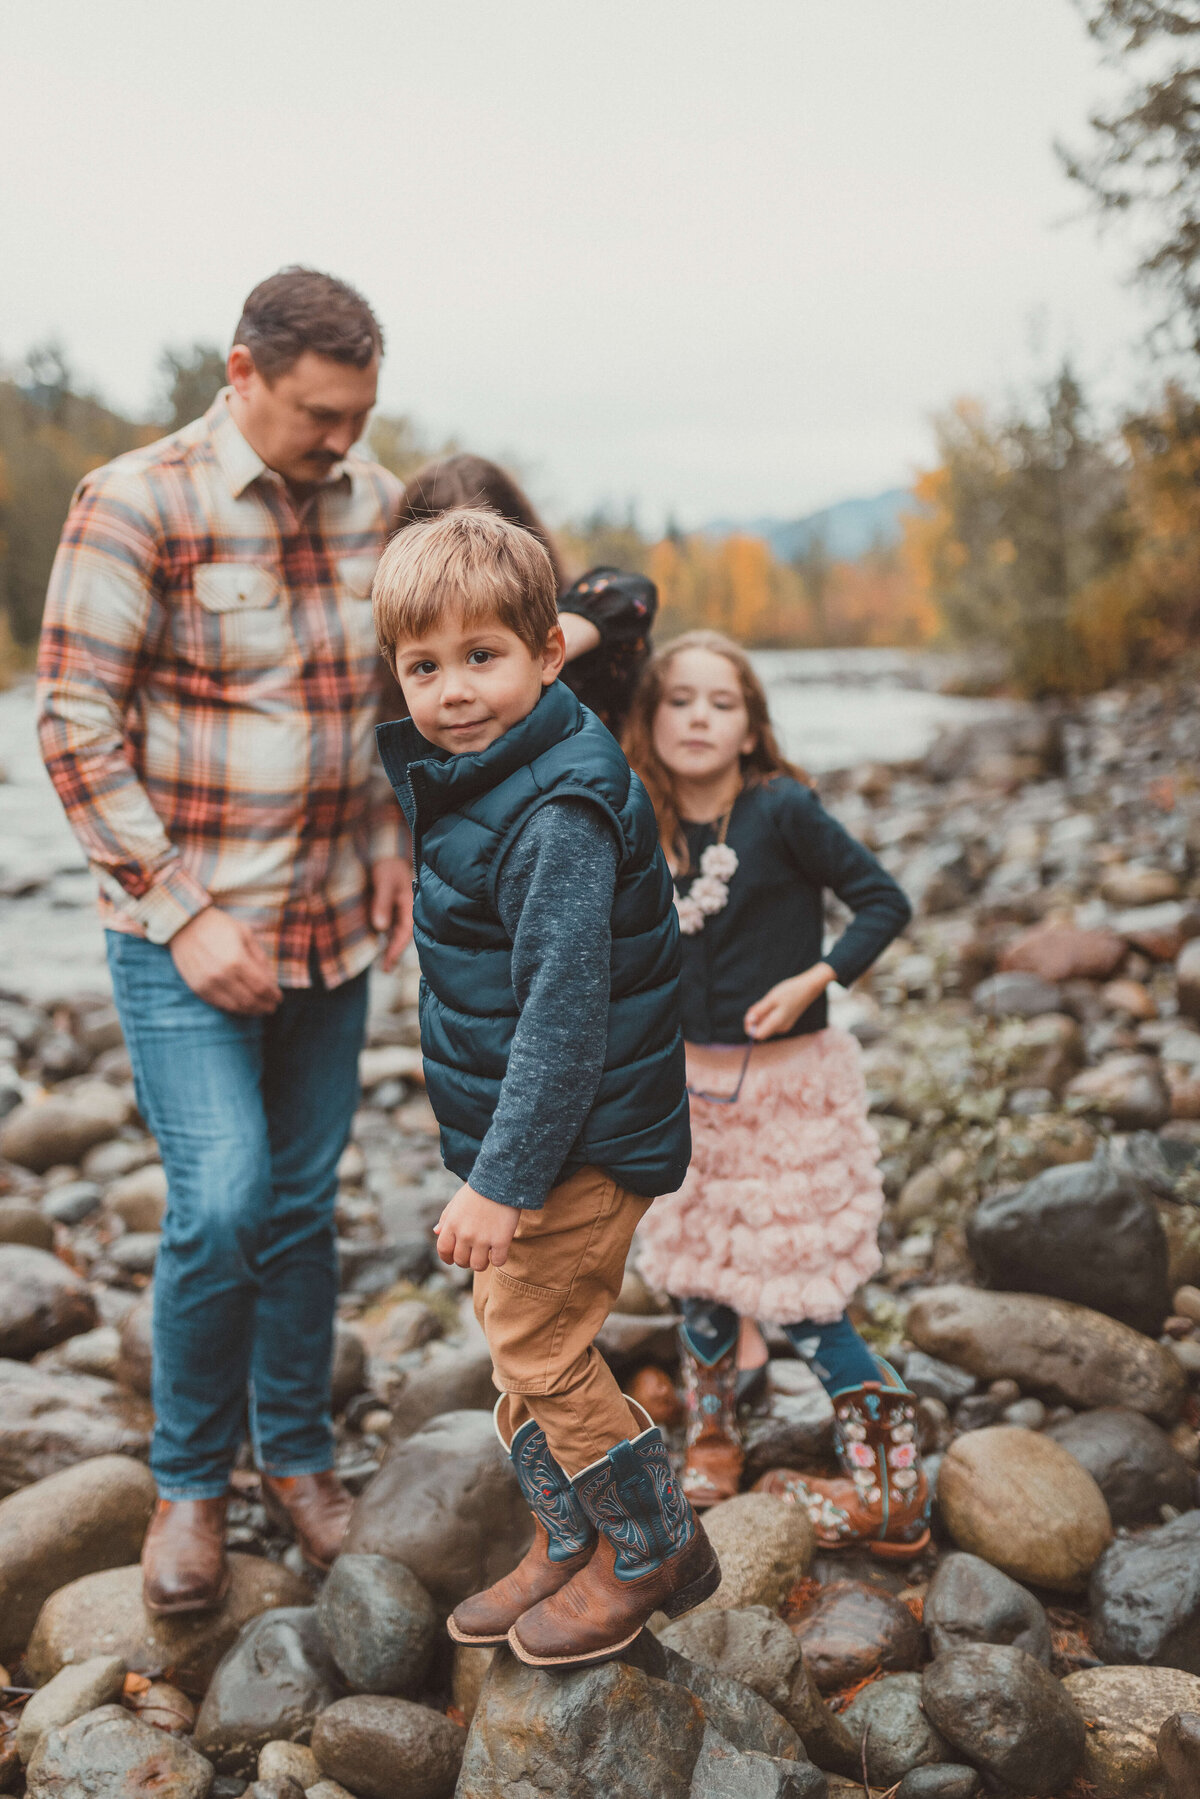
[434,1184,521,1271]
[743,961,836,1041]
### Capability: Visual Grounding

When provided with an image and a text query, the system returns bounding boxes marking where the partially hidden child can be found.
[371,508,719,1667]
[624,629,930,1558]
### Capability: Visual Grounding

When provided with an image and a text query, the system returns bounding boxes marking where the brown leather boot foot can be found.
[448,1522,594,1645]
[509,1526,720,1668]
[448,1404,599,1646]
[507,1414,721,1669]
[260,1470,353,1571]
[142,1497,231,1617]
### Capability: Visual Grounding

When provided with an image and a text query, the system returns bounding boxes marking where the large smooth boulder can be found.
[1063,1666,1200,1799]
[1090,1512,1200,1671]
[658,1606,858,1774]
[1047,1407,1194,1527]
[1,1081,129,1173]
[25,1704,213,1798]
[924,1551,1051,1665]
[453,1648,706,1799]
[316,1553,437,1696]
[0,1360,153,1497]
[194,1608,343,1775]
[789,1581,923,1694]
[26,1554,312,1694]
[311,1694,465,1799]
[16,1656,127,1763]
[383,1340,496,1437]
[936,1427,1112,1593]
[906,1286,1187,1421]
[921,1644,1085,1796]
[693,1492,815,1614]
[0,1453,156,1657]
[341,1410,530,1612]
[0,1244,96,1357]
[841,1672,953,1786]
[966,1159,1170,1334]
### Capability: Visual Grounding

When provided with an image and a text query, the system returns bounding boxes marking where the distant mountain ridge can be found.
[704,486,916,562]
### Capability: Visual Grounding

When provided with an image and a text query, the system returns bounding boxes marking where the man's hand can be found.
[170,907,283,1016]
[434,1184,521,1271]
[371,855,414,971]
[743,961,836,1042]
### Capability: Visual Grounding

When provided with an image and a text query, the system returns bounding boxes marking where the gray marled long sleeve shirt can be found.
[468,797,620,1211]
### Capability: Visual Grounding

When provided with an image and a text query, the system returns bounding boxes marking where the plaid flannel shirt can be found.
[36,391,406,989]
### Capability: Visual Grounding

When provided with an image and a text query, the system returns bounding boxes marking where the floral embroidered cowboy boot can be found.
[753,1361,930,1561]
[679,1330,743,1509]
[447,1399,597,1646]
[508,1404,721,1668]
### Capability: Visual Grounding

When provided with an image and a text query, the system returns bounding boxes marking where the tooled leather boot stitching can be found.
[679,1330,743,1510]
[754,1361,930,1560]
[449,1401,597,1646]
[508,1406,720,1668]
[260,1470,353,1572]
[142,1496,231,1617]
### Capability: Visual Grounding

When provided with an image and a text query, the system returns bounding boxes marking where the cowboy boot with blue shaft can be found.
[508,1403,721,1669]
[447,1398,597,1646]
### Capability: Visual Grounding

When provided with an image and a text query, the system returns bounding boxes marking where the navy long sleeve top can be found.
[675,775,911,1044]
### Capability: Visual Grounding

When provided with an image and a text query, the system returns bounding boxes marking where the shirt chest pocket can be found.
[186,563,293,671]
[336,552,381,658]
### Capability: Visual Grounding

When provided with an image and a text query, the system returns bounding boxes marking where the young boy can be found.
[372,508,718,1667]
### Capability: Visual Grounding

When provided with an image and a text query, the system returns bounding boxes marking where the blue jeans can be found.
[106,932,369,1499]
[678,1297,880,1397]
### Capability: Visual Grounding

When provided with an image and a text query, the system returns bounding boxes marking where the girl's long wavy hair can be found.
[623,630,812,873]
[394,453,569,594]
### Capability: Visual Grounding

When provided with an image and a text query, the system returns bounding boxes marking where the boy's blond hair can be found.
[372,507,559,672]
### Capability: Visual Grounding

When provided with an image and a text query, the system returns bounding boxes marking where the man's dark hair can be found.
[233,266,383,380]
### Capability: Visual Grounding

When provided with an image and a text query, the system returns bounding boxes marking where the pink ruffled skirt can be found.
[635,1027,884,1325]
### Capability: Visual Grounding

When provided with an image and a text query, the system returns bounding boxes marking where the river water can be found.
[0,652,1010,1001]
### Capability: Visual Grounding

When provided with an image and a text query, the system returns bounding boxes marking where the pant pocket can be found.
[482,1267,573,1396]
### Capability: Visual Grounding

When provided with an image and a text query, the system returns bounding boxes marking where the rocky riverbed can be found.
[3,675,1200,1796]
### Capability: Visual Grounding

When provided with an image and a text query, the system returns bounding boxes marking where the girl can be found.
[624,630,929,1559]
[394,454,655,737]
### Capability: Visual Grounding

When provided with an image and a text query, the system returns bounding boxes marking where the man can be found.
[37,267,411,1613]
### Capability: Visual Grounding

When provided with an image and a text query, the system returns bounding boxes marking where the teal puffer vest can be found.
[376,681,691,1199]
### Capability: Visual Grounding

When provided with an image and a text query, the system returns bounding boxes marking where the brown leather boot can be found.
[509,1409,720,1668]
[754,1361,930,1561]
[260,1470,353,1572]
[448,1401,597,1646]
[679,1330,743,1510]
[141,1497,230,1617]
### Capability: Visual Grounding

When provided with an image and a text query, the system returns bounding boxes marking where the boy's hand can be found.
[743,961,836,1042]
[434,1184,521,1270]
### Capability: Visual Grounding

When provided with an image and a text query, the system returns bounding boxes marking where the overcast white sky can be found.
[0,2,1159,527]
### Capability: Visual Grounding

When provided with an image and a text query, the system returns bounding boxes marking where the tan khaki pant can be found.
[472,1164,651,1476]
